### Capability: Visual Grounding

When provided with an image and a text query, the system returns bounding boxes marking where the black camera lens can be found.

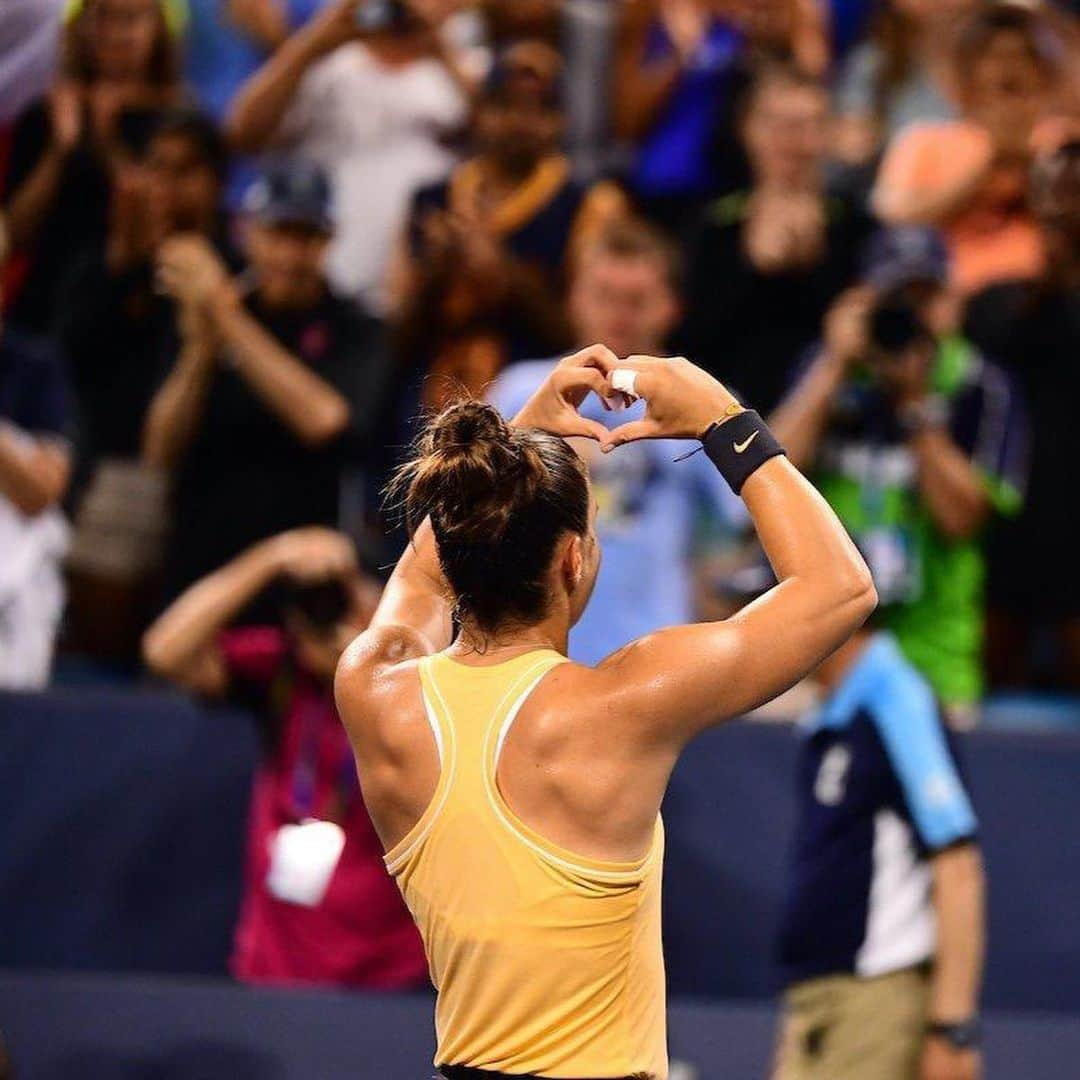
[868,297,928,355]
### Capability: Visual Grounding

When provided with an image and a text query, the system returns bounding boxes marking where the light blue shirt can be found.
[488,360,746,665]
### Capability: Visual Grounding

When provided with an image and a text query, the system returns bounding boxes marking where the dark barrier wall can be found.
[2,690,1080,1011]
[3,975,1080,1079]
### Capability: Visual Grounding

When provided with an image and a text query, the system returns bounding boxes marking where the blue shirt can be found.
[489,360,745,665]
[777,634,978,985]
[632,19,743,198]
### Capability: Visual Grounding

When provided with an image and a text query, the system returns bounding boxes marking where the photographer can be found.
[142,527,428,988]
[772,228,1029,716]
[225,0,474,312]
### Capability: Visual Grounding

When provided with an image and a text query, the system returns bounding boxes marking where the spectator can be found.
[966,140,1080,690]
[144,159,389,605]
[142,527,428,988]
[872,2,1069,295]
[391,40,625,416]
[488,219,744,666]
[0,223,72,689]
[2,0,185,336]
[56,107,233,661]
[613,0,747,230]
[832,0,972,172]
[613,0,828,231]
[680,64,874,414]
[226,0,473,312]
[773,628,985,1080]
[771,228,1030,716]
[58,108,232,491]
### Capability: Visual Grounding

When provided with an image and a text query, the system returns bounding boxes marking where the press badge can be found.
[266,819,346,907]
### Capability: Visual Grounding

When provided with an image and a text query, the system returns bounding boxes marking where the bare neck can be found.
[449,611,571,666]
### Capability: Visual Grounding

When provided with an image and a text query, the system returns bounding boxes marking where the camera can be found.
[280,577,351,634]
[354,0,411,33]
[867,292,932,358]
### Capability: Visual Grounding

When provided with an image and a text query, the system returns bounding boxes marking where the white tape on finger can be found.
[610,369,639,399]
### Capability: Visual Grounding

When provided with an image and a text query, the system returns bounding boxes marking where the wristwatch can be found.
[926,1017,982,1050]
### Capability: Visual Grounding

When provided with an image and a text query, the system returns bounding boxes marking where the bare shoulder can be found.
[334,624,433,730]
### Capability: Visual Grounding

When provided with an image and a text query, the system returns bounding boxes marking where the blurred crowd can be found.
[3,0,1077,701]
[0,0,1078,991]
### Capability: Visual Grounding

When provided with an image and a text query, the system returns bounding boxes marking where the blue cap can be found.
[862,227,948,291]
[243,160,333,234]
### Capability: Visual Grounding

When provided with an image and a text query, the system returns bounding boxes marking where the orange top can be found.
[385,649,668,1079]
[876,120,1046,295]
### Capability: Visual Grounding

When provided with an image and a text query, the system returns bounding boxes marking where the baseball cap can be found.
[861,227,949,291]
[242,160,333,234]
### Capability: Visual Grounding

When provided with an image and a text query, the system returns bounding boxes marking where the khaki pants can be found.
[772,968,929,1080]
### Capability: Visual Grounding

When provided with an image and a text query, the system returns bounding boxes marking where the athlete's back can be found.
[388,649,666,1077]
[336,350,876,1080]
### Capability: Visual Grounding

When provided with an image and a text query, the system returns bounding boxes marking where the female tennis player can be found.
[335,346,876,1080]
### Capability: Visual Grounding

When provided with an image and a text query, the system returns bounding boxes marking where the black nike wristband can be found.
[701,410,785,495]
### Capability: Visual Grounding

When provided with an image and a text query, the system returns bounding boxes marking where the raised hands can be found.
[510,346,743,452]
[510,345,618,443]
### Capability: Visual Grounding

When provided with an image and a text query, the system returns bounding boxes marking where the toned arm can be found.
[594,356,876,747]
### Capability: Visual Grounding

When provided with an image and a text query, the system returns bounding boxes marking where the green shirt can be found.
[811,337,1027,704]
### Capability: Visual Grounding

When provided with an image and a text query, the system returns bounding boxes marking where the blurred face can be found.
[965,30,1047,108]
[475,98,562,178]
[743,81,829,190]
[244,221,329,309]
[85,0,162,82]
[145,133,220,234]
[569,252,679,360]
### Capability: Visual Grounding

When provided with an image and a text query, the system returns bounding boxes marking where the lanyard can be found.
[288,689,357,824]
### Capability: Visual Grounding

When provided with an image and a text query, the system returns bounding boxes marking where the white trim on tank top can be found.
[465,659,658,884]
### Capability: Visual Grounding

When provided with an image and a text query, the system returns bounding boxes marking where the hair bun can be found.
[397,401,548,543]
[429,399,512,454]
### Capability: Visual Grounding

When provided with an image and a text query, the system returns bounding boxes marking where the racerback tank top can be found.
[384,649,667,1079]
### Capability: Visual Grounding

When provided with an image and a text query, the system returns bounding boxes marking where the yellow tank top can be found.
[384,649,667,1079]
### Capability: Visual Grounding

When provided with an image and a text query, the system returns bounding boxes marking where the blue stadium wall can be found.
[2,688,1079,1013]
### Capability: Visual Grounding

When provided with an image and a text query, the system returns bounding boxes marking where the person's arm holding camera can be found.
[226,0,360,152]
[770,287,871,469]
[144,528,356,695]
[904,405,993,542]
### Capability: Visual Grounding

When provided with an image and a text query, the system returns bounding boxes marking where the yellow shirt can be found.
[385,649,667,1079]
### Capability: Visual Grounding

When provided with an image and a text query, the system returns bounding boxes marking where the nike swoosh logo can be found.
[734,431,760,454]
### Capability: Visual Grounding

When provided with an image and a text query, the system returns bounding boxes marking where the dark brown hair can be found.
[394,400,590,635]
[953,3,1063,89]
[63,0,179,88]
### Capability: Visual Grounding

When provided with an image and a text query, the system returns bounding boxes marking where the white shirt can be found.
[280,42,467,312]
[0,423,69,689]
